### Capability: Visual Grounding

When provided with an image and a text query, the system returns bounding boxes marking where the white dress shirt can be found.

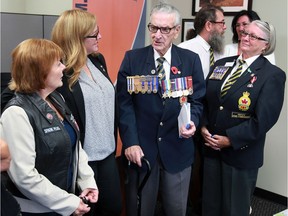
[178,35,223,79]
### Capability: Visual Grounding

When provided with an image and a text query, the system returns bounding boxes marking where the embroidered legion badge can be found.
[238,91,251,111]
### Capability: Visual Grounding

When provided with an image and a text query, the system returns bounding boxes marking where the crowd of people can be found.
[0,2,286,216]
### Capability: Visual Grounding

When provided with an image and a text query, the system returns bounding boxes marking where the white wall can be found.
[1,0,287,198]
[253,0,288,197]
[1,0,71,15]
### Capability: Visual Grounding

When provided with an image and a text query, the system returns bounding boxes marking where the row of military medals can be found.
[127,74,193,99]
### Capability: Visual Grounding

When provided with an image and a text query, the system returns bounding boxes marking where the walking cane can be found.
[137,157,151,216]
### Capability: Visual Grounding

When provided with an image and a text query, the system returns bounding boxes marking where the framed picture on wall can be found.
[192,0,253,16]
[181,19,195,42]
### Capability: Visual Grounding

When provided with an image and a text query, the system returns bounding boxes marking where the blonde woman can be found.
[52,9,122,216]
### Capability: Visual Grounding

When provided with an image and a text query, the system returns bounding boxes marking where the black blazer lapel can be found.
[88,54,114,86]
[169,45,182,80]
[71,81,86,131]
[222,56,265,100]
[218,58,237,101]
[145,46,164,99]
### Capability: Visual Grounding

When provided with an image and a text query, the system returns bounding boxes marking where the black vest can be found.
[2,91,80,199]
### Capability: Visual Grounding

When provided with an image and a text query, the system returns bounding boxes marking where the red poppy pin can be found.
[171,66,180,75]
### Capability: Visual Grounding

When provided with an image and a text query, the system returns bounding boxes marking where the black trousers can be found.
[85,153,122,216]
[202,157,258,216]
[1,183,21,216]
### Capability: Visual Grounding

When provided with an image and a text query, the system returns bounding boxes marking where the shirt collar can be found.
[238,54,260,68]
[196,35,211,52]
[153,46,172,66]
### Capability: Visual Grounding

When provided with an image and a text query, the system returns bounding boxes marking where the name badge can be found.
[43,126,61,134]
[225,62,234,67]
[231,112,251,119]
[209,66,230,80]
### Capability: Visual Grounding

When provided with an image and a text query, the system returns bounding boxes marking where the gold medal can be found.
[140,75,146,94]
[147,75,152,94]
[183,90,189,96]
[152,76,158,93]
[134,75,140,94]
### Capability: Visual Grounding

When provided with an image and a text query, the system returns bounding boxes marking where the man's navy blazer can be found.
[116,44,206,173]
[203,55,286,169]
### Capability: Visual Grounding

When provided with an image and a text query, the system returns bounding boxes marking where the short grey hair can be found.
[150,3,181,26]
[251,20,276,55]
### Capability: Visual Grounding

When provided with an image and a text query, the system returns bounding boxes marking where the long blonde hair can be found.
[51,9,97,89]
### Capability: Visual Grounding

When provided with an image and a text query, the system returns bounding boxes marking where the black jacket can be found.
[203,55,286,169]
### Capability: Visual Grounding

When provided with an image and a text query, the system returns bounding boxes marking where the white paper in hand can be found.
[178,102,191,137]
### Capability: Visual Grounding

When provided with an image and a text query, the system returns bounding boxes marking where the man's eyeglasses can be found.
[210,21,226,26]
[240,30,267,41]
[147,23,176,34]
[85,28,100,39]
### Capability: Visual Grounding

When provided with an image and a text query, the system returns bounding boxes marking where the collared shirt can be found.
[154,46,172,80]
[221,54,259,90]
[224,43,276,65]
[178,35,223,79]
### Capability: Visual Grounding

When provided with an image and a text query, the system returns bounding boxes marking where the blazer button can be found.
[160,122,163,126]
[158,137,162,142]
[219,106,224,110]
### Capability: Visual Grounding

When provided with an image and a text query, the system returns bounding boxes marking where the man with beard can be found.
[179,4,226,79]
[178,4,226,215]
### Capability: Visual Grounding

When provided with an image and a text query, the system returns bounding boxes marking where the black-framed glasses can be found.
[147,23,176,34]
[85,28,100,39]
[210,21,226,27]
[240,30,267,41]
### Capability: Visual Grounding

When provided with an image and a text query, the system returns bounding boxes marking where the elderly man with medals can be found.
[117,3,205,216]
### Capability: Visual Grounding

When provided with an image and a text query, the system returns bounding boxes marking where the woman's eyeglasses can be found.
[85,28,100,39]
[240,30,267,41]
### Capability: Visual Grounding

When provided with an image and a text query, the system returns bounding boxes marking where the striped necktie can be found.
[209,47,215,67]
[221,59,245,98]
[157,57,166,81]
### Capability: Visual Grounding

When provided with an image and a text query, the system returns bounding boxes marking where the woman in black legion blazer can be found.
[201,20,286,216]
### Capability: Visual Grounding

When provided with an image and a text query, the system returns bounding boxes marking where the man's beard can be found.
[209,31,224,54]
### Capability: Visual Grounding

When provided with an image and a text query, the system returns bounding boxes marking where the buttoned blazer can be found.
[203,55,286,169]
[57,54,118,147]
[116,44,206,173]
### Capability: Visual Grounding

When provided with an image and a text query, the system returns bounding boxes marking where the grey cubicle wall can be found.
[1,13,58,90]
